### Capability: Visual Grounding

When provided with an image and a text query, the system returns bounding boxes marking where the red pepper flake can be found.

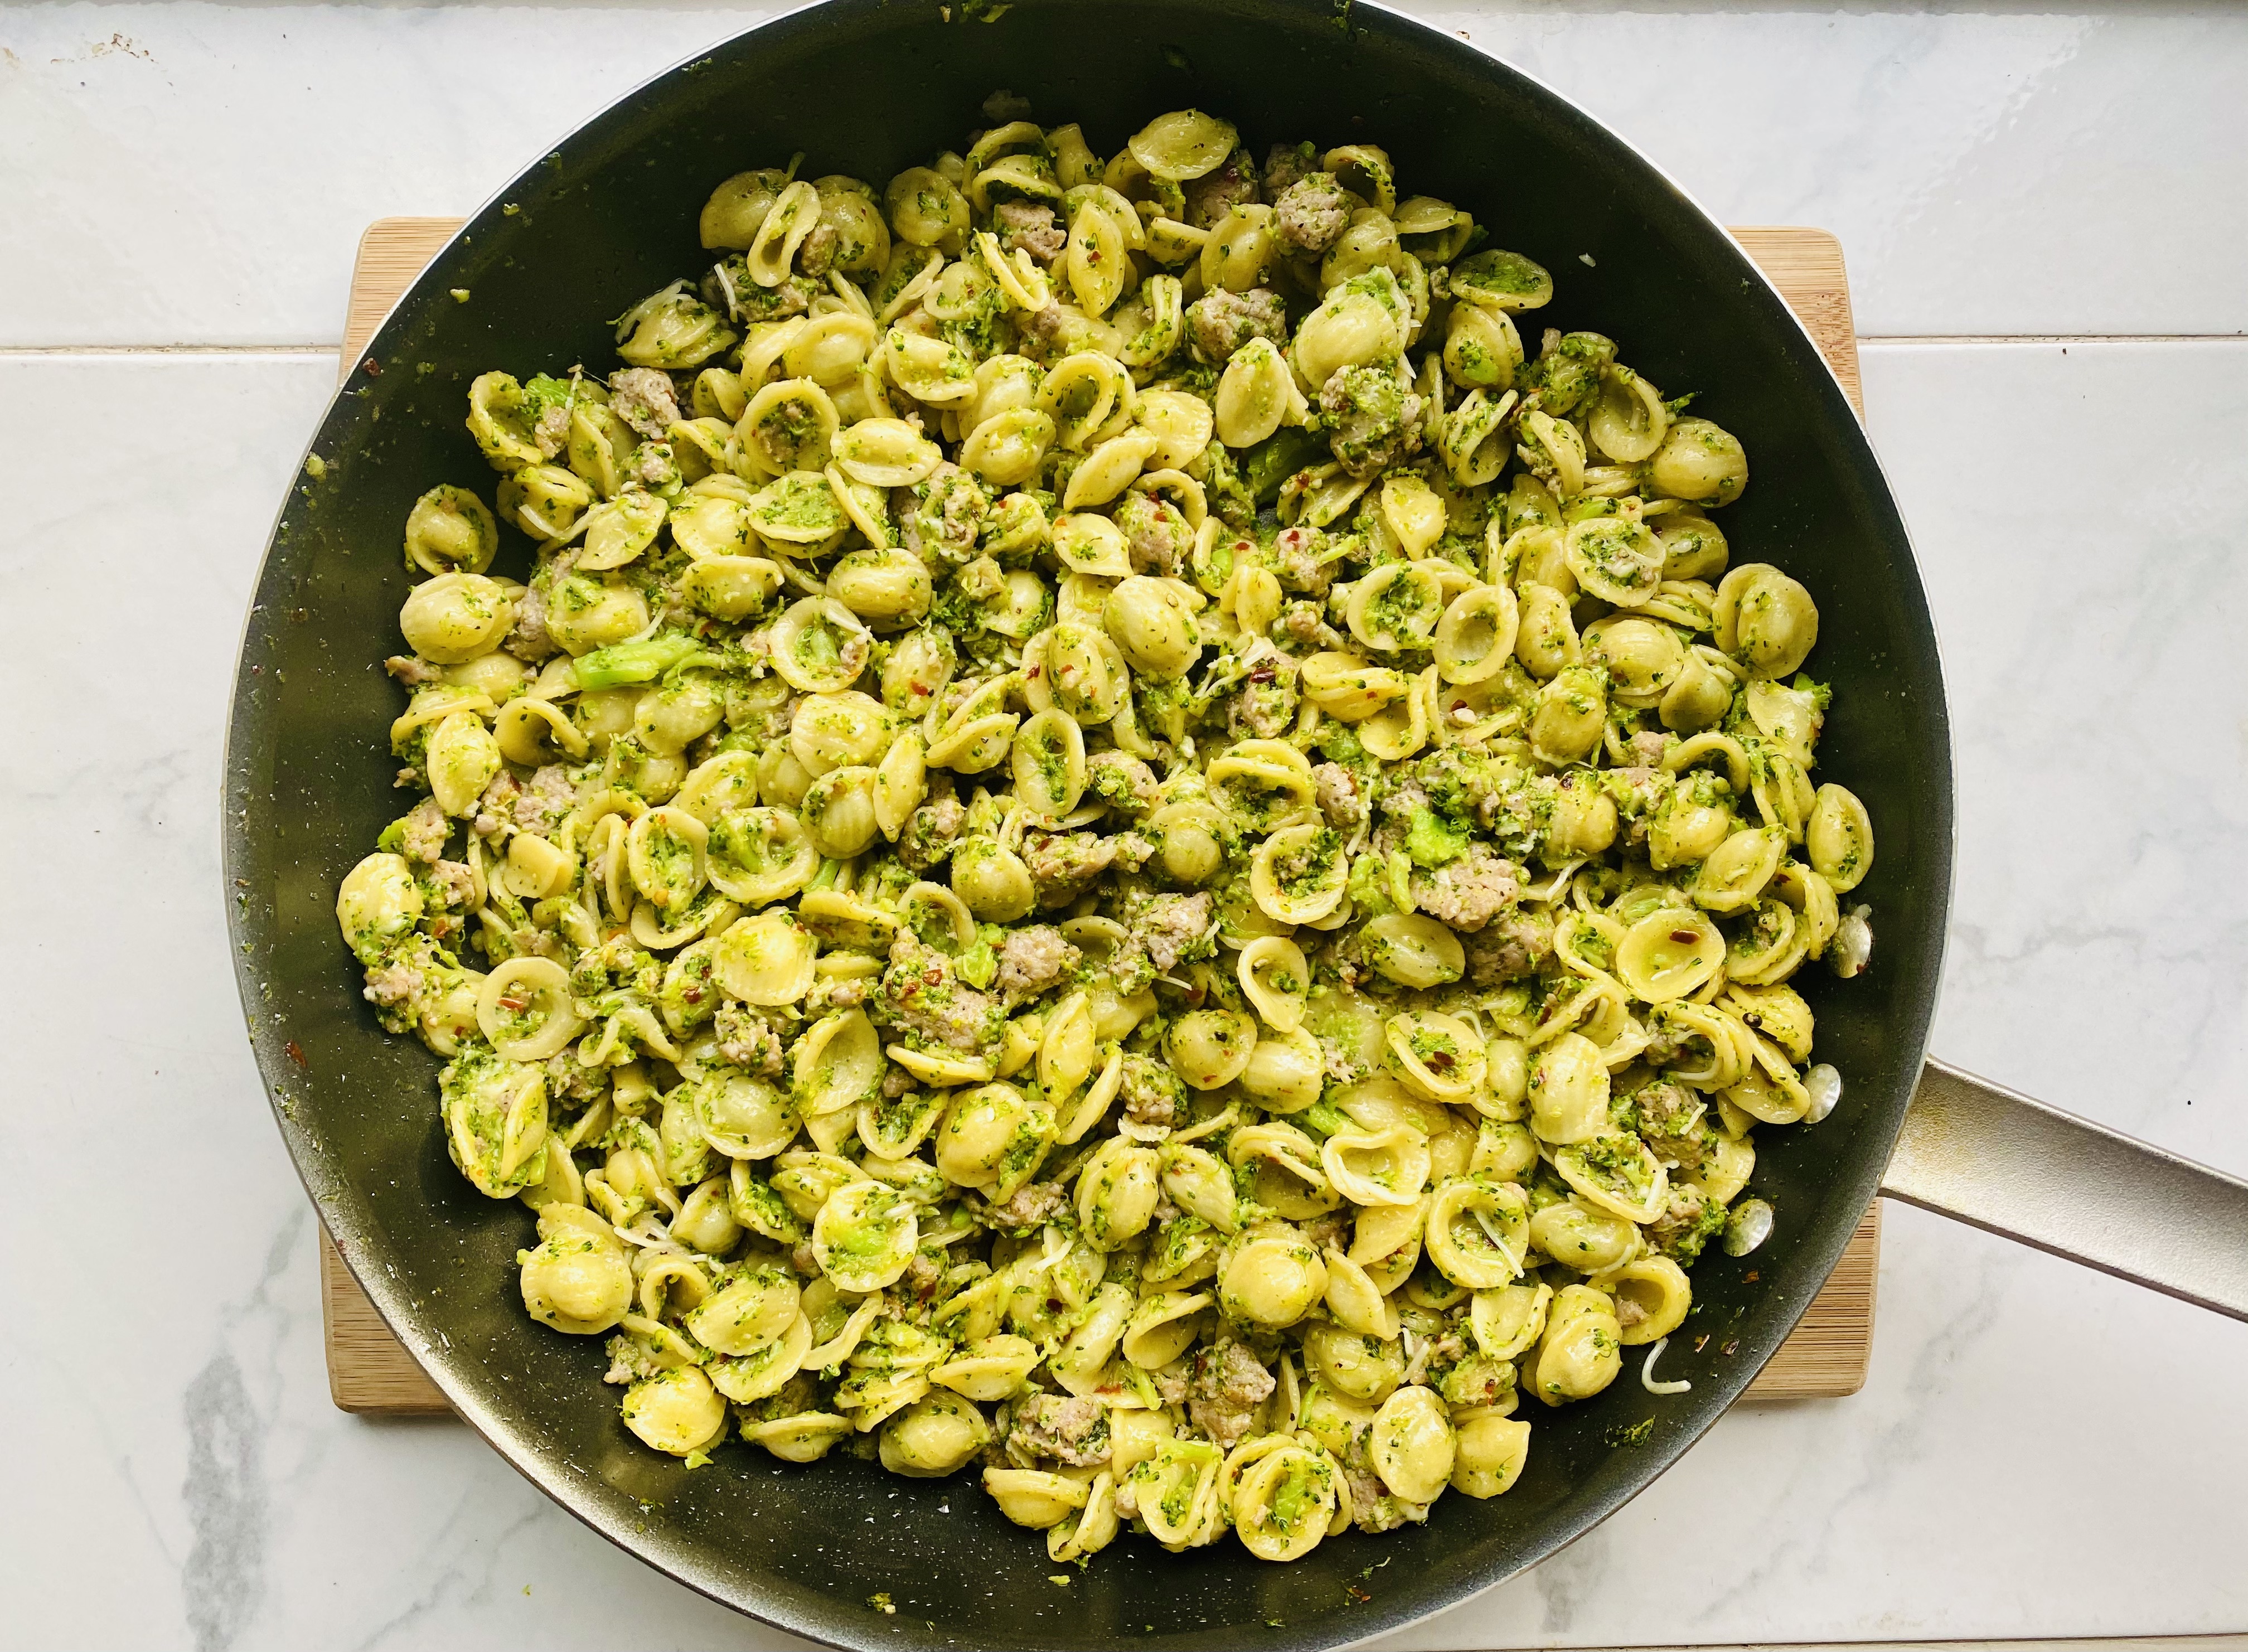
[1721,1340,1739,1357]
[1026,665,1041,680]
[683,987,704,1005]
[1344,1585,1371,1605]
[361,355,381,376]
[1248,665,1276,684]
[498,992,529,1012]
[1743,1270,1760,1283]
[924,967,944,985]
[911,682,930,696]
[284,1040,308,1070]
[1669,929,1699,943]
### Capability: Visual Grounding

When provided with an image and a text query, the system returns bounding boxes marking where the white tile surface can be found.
[3,333,2244,1648]
[3,3,2247,346]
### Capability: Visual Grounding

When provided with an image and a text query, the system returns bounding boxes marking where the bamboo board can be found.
[321,218,1879,1414]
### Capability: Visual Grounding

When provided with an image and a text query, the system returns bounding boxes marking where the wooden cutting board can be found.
[320,218,1881,1414]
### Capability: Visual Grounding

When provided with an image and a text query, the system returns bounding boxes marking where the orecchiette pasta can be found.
[344,97,1873,1569]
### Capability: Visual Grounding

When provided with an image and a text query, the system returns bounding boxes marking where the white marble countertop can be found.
[5,3,2246,1649]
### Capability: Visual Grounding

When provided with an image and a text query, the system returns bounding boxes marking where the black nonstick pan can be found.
[222,2,2248,1647]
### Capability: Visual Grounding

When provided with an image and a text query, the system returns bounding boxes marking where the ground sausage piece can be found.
[362,958,423,1009]
[1301,1209,1351,1251]
[1119,1054,1184,1130]
[1128,891,1214,974]
[1188,1342,1276,1448]
[984,1179,1069,1231]
[900,1252,942,1300]
[1463,908,1555,985]
[1312,762,1367,830]
[607,368,682,439]
[1279,600,1348,652]
[384,655,443,687]
[1184,148,1259,229]
[1185,287,1289,365]
[1112,488,1194,578]
[513,766,576,839]
[531,401,571,459]
[715,1003,786,1076]
[1085,750,1161,818]
[1024,830,1115,908]
[543,1050,608,1107]
[1005,1393,1111,1466]
[1628,729,1670,767]
[428,860,476,908]
[1408,845,1518,932]
[1016,302,1070,361]
[1648,1184,1727,1264]
[1321,364,1424,478]
[504,583,556,663]
[878,931,1005,1054]
[473,772,521,838]
[399,796,450,863]
[795,219,839,279]
[1272,172,1353,255]
[994,199,1066,266]
[995,925,1081,1003]
[1228,653,1300,741]
[1272,525,1335,597]
[897,463,986,565]
[1262,141,1320,196]
[897,793,967,872]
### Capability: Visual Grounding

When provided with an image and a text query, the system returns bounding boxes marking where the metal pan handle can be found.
[1881,1057,2248,1320]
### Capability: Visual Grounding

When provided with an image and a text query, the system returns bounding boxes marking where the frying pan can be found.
[222,1,2248,1646]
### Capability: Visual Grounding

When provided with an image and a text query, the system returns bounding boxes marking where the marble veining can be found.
[3,5,2247,1647]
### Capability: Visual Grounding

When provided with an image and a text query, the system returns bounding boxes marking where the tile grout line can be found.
[1,335,2246,359]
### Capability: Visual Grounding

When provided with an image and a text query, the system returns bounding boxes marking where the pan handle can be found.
[1882,1057,2248,1321]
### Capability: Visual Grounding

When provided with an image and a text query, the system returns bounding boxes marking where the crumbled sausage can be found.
[428,860,476,908]
[1320,364,1424,479]
[715,1003,786,1076]
[994,925,1081,1003]
[897,463,987,566]
[1187,1341,1275,1447]
[1228,652,1299,740]
[514,766,577,838]
[1462,908,1554,985]
[1003,1392,1110,1466]
[897,793,967,872]
[984,1179,1069,1231]
[1278,600,1348,652]
[994,200,1066,267]
[1185,287,1289,365]
[1272,525,1335,597]
[1024,830,1115,908]
[1112,488,1194,578]
[1408,844,1518,932]
[1184,149,1258,229]
[383,655,443,687]
[606,368,682,439]
[1312,762,1367,830]
[876,931,1005,1054]
[1119,1054,1184,1130]
[1125,891,1214,975]
[1085,750,1161,818]
[1272,172,1353,255]
[504,583,556,662]
[399,796,450,863]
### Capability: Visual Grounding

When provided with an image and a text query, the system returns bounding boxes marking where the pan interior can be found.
[225,1,1952,1646]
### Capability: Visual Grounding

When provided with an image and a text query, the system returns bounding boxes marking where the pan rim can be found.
[222,2,1955,1645]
